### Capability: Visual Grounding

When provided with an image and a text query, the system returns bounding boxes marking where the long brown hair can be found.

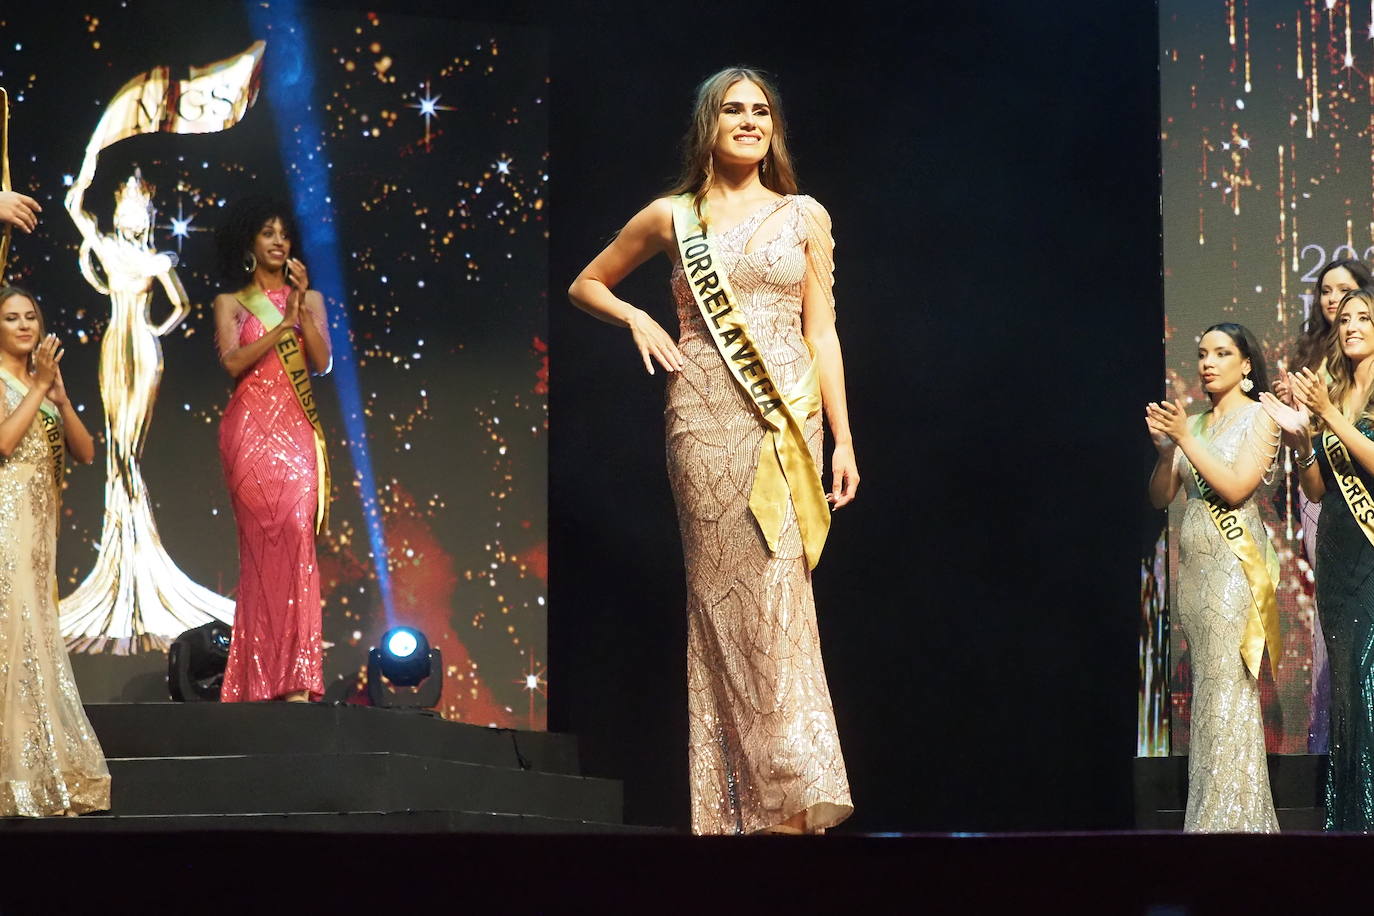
[1292,258,1373,372]
[665,67,799,220]
[1325,288,1374,425]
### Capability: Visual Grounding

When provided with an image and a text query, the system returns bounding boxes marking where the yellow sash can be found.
[1321,429,1374,549]
[235,285,331,533]
[0,367,63,492]
[1188,414,1281,679]
[670,195,830,569]
[1,87,12,283]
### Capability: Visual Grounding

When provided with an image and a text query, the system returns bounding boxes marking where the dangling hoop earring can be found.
[242,252,257,274]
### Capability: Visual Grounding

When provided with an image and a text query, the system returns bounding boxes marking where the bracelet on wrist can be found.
[1294,448,1318,470]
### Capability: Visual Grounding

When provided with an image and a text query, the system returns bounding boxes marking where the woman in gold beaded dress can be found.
[568,68,856,835]
[1147,322,1280,832]
[0,287,109,816]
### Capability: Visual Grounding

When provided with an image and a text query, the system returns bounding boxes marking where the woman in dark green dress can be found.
[1279,288,1374,830]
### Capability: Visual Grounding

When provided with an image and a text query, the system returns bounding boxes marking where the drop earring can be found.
[242,252,257,273]
[1240,373,1254,393]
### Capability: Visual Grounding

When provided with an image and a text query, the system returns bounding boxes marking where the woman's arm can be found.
[1259,390,1325,501]
[45,363,94,464]
[1145,411,1181,508]
[1147,399,1277,506]
[567,199,684,375]
[297,289,332,375]
[798,200,857,507]
[214,293,292,379]
[0,338,59,459]
[1292,367,1374,478]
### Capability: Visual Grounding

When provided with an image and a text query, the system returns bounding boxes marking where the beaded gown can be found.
[0,386,110,815]
[218,285,324,702]
[666,194,852,835]
[1313,419,1374,831]
[1174,401,1280,832]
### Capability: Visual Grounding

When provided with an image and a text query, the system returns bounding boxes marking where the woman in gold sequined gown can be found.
[569,68,856,835]
[0,287,109,816]
[1147,322,1280,832]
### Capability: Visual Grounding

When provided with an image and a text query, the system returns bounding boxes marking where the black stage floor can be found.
[0,829,1367,913]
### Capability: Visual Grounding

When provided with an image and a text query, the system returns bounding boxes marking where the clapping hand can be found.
[1145,399,1191,450]
[1259,389,1311,448]
[1290,367,1333,419]
[32,335,61,391]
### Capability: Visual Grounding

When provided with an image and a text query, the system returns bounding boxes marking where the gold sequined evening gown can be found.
[1174,400,1279,832]
[0,386,110,815]
[666,194,852,835]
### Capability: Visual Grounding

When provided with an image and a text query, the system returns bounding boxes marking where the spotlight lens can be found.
[388,630,418,658]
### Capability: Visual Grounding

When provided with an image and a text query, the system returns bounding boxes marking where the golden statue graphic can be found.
[58,42,266,652]
[60,171,233,651]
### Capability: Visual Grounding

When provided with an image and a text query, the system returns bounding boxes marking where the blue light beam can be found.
[248,2,395,623]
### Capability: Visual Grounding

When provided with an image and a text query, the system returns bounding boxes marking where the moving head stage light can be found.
[368,626,443,709]
[168,621,232,701]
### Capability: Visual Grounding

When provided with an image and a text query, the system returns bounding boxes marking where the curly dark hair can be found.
[214,196,303,285]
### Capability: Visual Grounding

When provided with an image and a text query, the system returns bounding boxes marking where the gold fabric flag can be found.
[67,41,266,206]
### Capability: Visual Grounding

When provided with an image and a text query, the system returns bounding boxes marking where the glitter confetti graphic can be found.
[0,2,548,728]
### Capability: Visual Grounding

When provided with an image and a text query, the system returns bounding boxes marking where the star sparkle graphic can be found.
[516,656,546,730]
[405,79,456,151]
[157,198,207,252]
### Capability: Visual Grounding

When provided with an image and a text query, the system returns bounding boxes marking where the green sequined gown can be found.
[1314,420,1374,831]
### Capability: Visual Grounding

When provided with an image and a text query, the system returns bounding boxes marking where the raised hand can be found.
[0,191,41,234]
[1145,398,1191,447]
[627,307,684,375]
[32,335,61,390]
[1259,390,1311,448]
[1273,371,1294,407]
[1291,367,1333,419]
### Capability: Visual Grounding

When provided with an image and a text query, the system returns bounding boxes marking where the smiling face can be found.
[711,80,772,169]
[1321,265,1362,322]
[251,217,291,272]
[1339,295,1374,361]
[1197,329,1251,396]
[0,294,43,362]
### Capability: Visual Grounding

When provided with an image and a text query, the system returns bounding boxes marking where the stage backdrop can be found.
[1151,0,1374,755]
[0,1,548,728]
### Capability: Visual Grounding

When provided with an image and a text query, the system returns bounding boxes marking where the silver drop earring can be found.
[242,252,257,273]
[1240,373,1254,393]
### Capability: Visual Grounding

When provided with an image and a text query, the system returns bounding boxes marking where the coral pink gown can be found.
[218,285,324,702]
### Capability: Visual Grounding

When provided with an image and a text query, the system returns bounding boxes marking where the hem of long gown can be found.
[715,800,852,836]
[0,773,111,817]
[777,800,852,835]
[219,687,323,704]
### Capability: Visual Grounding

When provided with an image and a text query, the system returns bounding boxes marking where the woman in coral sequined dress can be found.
[569,68,857,835]
[213,199,331,703]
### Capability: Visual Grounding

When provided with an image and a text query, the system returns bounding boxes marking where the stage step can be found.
[1134,754,1325,830]
[84,703,580,776]
[0,810,665,835]
[101,752,622,822]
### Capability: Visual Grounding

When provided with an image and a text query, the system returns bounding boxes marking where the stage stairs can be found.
[0,703,658,834]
